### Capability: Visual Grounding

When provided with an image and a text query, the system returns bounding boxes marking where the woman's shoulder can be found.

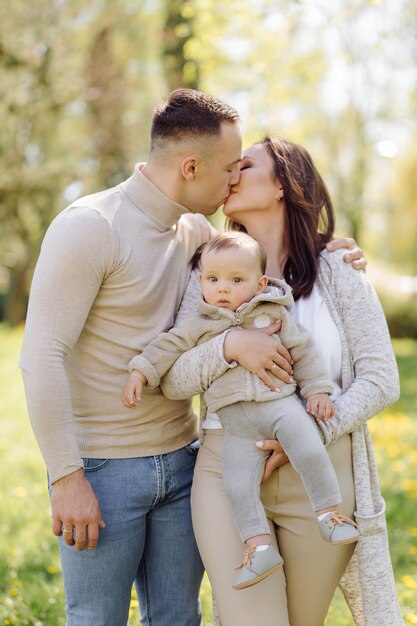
[319,248,363,287]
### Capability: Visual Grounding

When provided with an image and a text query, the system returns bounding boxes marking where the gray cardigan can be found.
[161,249,402,626]
[130,277,333,414]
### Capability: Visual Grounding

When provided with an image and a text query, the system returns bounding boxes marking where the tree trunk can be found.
[162,0,199,90]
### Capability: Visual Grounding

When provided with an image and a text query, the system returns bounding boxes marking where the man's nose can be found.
[230,165,241,186]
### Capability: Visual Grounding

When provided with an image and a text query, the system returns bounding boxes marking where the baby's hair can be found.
[192,231,267,274]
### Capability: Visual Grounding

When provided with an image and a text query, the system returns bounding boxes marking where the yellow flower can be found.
[406,614,417,624]
[402,575,417,589]
[401,480,417,496]
[410,528,417,537]
[47,566,57,574]
[9,588,18,596]
[15,486,28,497]
[410,546,417,555]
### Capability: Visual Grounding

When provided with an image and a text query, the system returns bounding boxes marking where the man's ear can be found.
[256,275,269,293]
[181,155,200,180]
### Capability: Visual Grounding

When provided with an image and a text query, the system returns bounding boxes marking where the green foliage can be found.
[384,295,417,341]
[0,0,416,332]
[0,326,416,624]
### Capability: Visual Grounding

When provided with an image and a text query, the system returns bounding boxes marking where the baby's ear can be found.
[257,275,269,293]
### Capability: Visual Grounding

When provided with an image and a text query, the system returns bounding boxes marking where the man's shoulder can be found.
[177,213,216,249]
[179,212,219,237]
[52,185,126,233]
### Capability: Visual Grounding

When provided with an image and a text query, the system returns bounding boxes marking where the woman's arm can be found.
[318,256,399,445]
[161,267,293,399]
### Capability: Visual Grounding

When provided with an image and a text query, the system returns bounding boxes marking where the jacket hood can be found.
[197,276,294,320]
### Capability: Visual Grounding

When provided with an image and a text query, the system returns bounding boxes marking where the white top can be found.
[202,283,342,429]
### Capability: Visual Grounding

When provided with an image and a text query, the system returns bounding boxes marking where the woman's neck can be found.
[243,217,288,279]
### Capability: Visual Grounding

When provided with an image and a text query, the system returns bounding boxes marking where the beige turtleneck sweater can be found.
[20,164,214,483]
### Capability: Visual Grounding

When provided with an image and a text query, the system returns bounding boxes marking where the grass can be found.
[0,327,416,625]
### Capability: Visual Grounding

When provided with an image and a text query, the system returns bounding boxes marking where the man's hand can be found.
[326,238,367,270]
[122,370,147,408]
[223,323,294,392]
[256,440,289,482]
[51,468,105,551]
[306,393,335,421]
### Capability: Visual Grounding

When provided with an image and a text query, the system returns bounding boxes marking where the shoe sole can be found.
[331,536,359,545]
[232,562,284,590]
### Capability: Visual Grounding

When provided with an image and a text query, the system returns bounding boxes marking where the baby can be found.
[122,231,358,590]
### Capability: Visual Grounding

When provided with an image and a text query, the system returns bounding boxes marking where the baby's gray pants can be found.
[217,395,342,543]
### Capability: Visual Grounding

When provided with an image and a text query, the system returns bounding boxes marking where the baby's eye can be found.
[208,276,217,283]
[232,277,241,284]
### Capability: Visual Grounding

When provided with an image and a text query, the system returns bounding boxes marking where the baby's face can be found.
[200,247,267,311]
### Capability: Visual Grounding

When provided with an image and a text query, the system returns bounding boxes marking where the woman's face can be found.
[222,142,281,225]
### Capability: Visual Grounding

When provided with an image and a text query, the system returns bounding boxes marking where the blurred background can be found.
[0,1,416,624]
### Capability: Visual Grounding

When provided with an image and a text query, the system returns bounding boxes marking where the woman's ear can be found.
[181,155,200,180]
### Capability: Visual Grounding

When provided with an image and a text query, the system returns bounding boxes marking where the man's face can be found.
[186,122,242,215]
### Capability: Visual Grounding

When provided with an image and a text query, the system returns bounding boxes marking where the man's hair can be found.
[151,88,240,149]
[197,231,267,274]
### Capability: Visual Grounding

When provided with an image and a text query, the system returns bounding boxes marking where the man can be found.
[20,89,242,626]
[21,88,364,626]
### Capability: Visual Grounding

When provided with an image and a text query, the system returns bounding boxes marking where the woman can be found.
[161,137,401,625]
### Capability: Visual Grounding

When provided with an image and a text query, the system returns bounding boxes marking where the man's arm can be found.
[20,208,111,549]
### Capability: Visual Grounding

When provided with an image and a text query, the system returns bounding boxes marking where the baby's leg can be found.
[218,402,271,543]
[269,395,359,545]
[218,402,284,589]
[269,395,342,512]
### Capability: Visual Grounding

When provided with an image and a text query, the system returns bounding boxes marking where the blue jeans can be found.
[55,443,204,626]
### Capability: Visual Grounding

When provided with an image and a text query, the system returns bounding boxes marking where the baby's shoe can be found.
[232,545,283,590]
[318,511,359,545]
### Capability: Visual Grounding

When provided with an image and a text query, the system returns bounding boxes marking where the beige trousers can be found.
[191,429,356,626]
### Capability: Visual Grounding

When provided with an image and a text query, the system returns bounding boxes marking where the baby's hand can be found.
[306,393,335,421]
[122,371,147,408]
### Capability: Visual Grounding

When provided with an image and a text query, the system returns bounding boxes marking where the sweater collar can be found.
[119,163,191,229]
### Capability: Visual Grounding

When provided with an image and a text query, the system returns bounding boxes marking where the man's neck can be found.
[141,162,181,205]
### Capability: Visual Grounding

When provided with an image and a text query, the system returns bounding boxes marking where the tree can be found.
[161,0,199,90]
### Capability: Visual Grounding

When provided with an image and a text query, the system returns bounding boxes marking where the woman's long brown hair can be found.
[227,137,335,300]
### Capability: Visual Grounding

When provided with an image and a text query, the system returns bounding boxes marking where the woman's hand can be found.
[257,440,289,482]
[326,238,367,270]
[223,323,294,392]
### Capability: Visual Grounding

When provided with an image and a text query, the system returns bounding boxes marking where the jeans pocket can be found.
[83,458,111,472]
[184,439,200,457]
